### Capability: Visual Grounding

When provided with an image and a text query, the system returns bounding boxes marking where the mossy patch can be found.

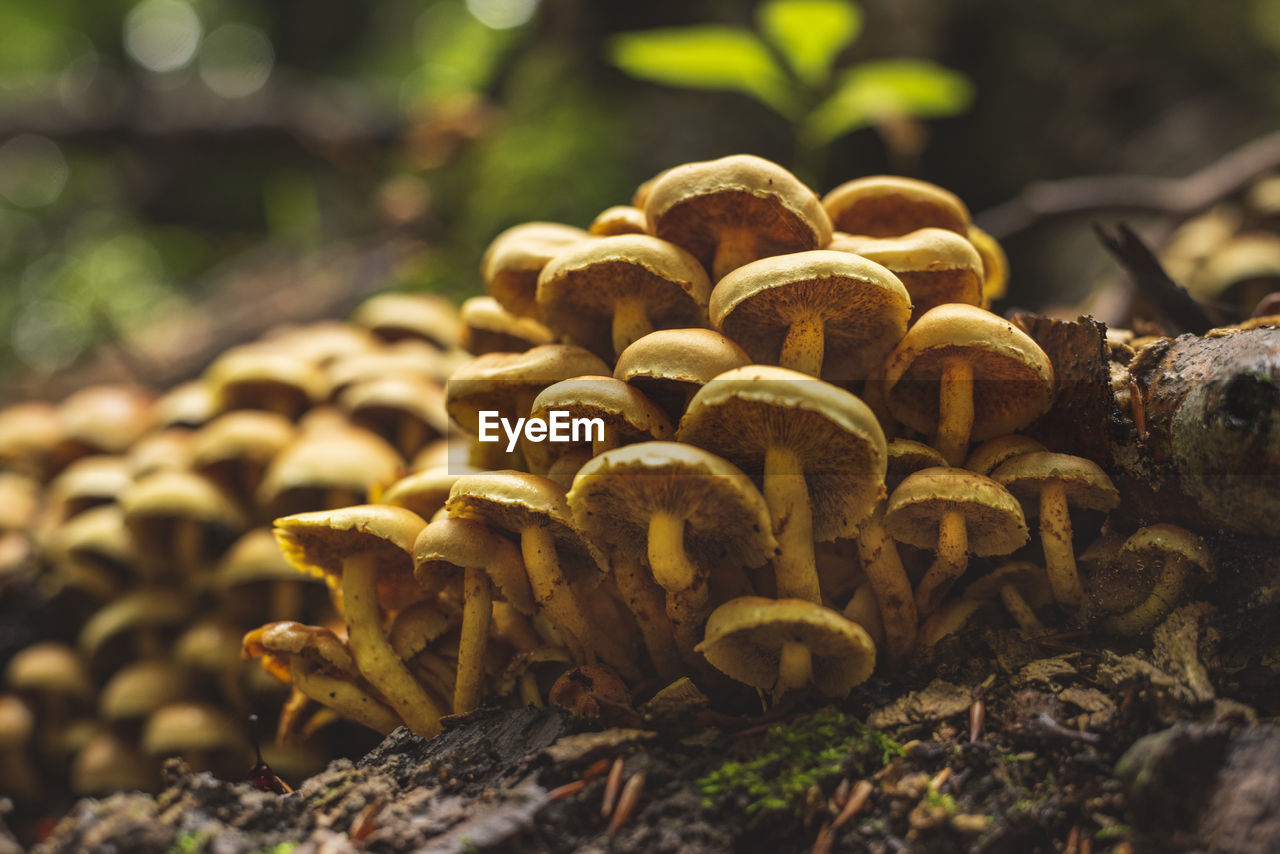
[697,708,904,815]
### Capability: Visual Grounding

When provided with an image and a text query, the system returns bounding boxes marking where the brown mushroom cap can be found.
[695,596,876,697]
[100,659,191,723]
[885,439,948,489]
[58,384,157,455]
[967,224,1009,304]
[962,560,1053,608]
[376,468,465,520]
[326,341,456,398]
[991,452,1121,513]
[613,328,751,423]
[538,234,713,359]
[45,504,136,584]
[883,466,1028,556]
[964,434,1048,476]
[828,228,983,322]
[459,296,556,356]
[710,250,910,382]
[120,470,246,557]
[645,154,832,281]
[821,175,970,237]
[445,471,599,568]
[445,345,611,436]
[525,376,673,474]
[882,304,1054,447]
[5,642,93,703]
[0,473,39,532]
[263,320,379,367]
[47,455,132,520]
[1093,524,1215,635]
[191,410,298,510]
[677,365,887,541]
[412,516,535,614]
[256,425,403,518]
[141,701,249,759]
[79,589,197,665]
[350,292,462,350]
[482,222,589,319]
[338,374,449,454]
[274,504,427,589]
[589,205,649,236]
[205,345,327,418]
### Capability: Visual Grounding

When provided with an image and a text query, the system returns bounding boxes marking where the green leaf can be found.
[757,0,862,87]
[608,26,792,116]
[803,59,973,144]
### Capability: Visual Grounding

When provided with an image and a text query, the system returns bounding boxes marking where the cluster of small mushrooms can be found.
[0,154,1216,812]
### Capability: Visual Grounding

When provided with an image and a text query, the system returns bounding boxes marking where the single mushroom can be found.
[0,695,40,804]
[445,471,637,679]
[537,234,712,359]
[677,365,887,604]
[828,228,983,323]
[127,428,195,478]
[613,328,751,424]
[695,596,876,699]
[644,154,832,281]
[963,434,1048,476]
[79,589,197,679]
[459,296,556,356]
[273,504,444,736]
[567,441,778,672]
[243,621,401,735]
[338,373,449,459]
[883,466,1028,615]
[882,304,1055,466]
[56,384,157,460]
[71,731,155,796]
[481,222,589,319]
[412,516,535,713]
[966,224,1009,306]
[264,320,378,368]
[120,469,247,579]
[821,175,969,237]
[350,292,462,351]
[710,250,911,382]
[99,659,192,736]
[216,527,328,625]
[141,701,251,777]
[204,344,327,419]
[376,468,469,521]
[1093,524,1214,636]
[842,582,885,650]
[589,205,648,236]
[326,340,458,399]
[191,410,299,522]
[257,421,403,518]
[525,376,672,475]
[991,451,1119,612]
[0,401,68,480]
[959,560,1055,633]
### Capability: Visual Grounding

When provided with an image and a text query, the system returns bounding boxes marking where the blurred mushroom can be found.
[481,222,589,319]
[351,292,462,351]
[126,428,195,478]
[79,589,196,679]
[0,695,40,803]
[1094,524,1214,636]
[56,384,157,459]
[376,468,468,522]
[678,366,887,604]
[710,249,910,381]
[141,701,251,778]
[120,469,246,579]
[339,374,449,459]
[217,528,327,625]
[205,345,327,419]
[99,660,192,737]
[645,154,832,281]
[70,731,155,796]
[828,228,983,323]
[821,175,969,237]
[274,505,443,736]
[966,224,1009,305]
[256,422,402,518]
[0,401,67,480]
[589,205,648,236]
[191,411,299,522]
[882,304,1054,465]
[613,329,750,424]
[459,296,555,356]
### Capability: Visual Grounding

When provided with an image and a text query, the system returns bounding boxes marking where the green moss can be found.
[1094,825,1133,841]
[168,831,213,854]
[924,788,957,813]
[697,708,904,816]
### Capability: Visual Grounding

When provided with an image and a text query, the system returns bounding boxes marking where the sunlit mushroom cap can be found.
[412,517,535,614]
[459,296,556,356]
[243,620,362,681]
[567,441,778,572]
[339,374,449,441]
[257,425,402,517]
[45,504,136,575]
[326,341,457,397]
[192,411,299,481]
[992,451,1120,513]
[58,385,157,455]
[217,527,315,588]
[0,473,39,532]
[710,250,910,382]
[205,345,328,418]
[536,234,712,359]
[0,401,66,478]
[263,320,379,367]
[525,376,673,471]
[273,504,427,588]
[481,222,589,319]
[644,154,832,278]
[695,596,876,697]
[828,228,983,322]
[883,466,1028,556]
[120,469,246,545]
[100,659,191,723]
[5,642,93,702]
[882,304,1054,443]
[966,224,1009,304]
[156,381,217,430]
[589,205,649,236]
[127,429,195,478]
[1122,523,1214,581]
[376,468,465,520]
[677,365,887,540]
[821,175,969,237]
[445,345,610,435]
[613,329,750,422]
[47,455,132,519]
[350,292,462,351]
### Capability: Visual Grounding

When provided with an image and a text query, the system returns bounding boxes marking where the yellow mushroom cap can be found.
[589,205,649,236]
[445,345,611,435]
[156,381,217,430]
[120,469,247,540]
[204,345,328,418]
[256,425,402,517]
[645,154,832,279]
[882,304,1054,443]
[459,296,556,356]
[0,401,65,477]
[710,249,910,383]
[536,234,712,359]
[884,466,1028,556]
[963,434,1048,476]
[273,504,427,588]
[242,620,362,681]
[821,175,969,237]
[192,411,299,476]
[350,292,462,351]
[217,527,316,588]
[991,451,1120,513]
[79,589,197,662]
[567,441,779,572]
[613,328,751,422]
[695,596,876,697]
[377,468,464,521]
[481,222,590,319]
[263,321,379,367]
[885,439,948,489]
[677,365,887,540]
[412,516,535,614]
[58,384,157,455]
[961,560,1053,607]
[525,376,673,472]
[5,642,93,702]
[47,455,132,517]
[1122,524,1214,581]
[326,341,457,397]
[100,659,191,722]
[142,701,248,757]
[966,224,1009,304]
[828,228,983,322]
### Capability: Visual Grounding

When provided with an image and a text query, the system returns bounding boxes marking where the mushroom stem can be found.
[290,661,401,736]
[935,355,974,466]
[592,424,621,458]
[919,598,983,648]
[763,445,821,603]
[520,526,591,662]
[341,553,445,737]
[1039,481,1086,611]
[1101,554,1189,636]
[518,672,543,707]
[998,585,1044,632]
[454,566,493,714]
[711,228,757,281]
[174,520,204,574]
[647,512,698,592]
[492,602,540,653]
[914,510,969,615]
[665,577,710,667]
[843,583,884,648]
[613,558,684,682]
[775,640,812,695]
[612,296,654,358]
[779,312,826,377]
[855,505,917,665]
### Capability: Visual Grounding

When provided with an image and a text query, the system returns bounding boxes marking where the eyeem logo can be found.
[477,411,604,453]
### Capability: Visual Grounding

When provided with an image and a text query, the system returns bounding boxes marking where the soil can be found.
[13,589,1280,854]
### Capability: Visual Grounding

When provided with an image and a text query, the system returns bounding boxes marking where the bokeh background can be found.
[2,0,1278,399]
